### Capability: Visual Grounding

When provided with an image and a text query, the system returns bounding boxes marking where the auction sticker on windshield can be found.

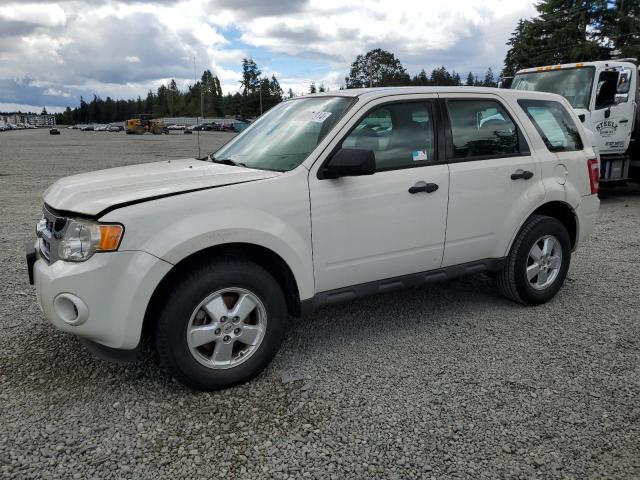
[306,111,332,123]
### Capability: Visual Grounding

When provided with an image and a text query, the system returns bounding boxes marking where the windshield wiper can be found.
[207,154,248,168]
[205,153,284,172]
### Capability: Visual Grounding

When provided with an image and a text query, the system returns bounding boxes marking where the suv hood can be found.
[43,159,281,216]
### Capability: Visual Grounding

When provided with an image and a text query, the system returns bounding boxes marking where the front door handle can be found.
[511,169,534,180]
[408,181,439,194]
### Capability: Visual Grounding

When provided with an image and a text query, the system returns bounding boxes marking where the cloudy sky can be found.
[0,0,538,113]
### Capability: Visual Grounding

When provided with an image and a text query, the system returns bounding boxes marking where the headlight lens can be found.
[58,219,123,262]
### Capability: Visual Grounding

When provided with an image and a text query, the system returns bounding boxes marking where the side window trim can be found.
[439,97,530,164]
[317,98,446,179]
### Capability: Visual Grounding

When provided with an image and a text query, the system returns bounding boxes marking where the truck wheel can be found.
[155,258,288,390]
[497,215,571,305]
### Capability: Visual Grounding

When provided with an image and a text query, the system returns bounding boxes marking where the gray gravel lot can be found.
[1,128,639,479]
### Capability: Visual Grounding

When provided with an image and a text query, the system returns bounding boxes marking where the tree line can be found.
[343,48,497,89]
[55,54,497,124]
[56,59,286,124]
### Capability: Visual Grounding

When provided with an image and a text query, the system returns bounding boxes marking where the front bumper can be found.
[30,247,172,350]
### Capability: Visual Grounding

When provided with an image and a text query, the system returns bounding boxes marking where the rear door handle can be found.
[408,181,438,194]
[511,169,534,180]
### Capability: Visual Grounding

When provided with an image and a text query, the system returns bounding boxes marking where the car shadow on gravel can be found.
[8,272,513,396]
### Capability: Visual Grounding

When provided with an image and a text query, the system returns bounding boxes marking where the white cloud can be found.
[0,0,539,109]
[232,0,538,73]
[0,102,65,114]
[0,3,67,27]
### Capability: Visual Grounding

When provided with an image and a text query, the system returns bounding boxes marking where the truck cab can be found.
[511,60,639,183]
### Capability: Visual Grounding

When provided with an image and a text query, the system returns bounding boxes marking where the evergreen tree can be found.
[269,75,284,104]
[502,0,622,76]
[600,0,640,59]
[309,82,317,94]
[483,67,497,87]
[466,72,475,86]
[168,79,179,116]
[240,58,261,116]
[412,69,430,86]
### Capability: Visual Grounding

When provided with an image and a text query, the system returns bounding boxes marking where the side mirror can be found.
[322,148,376,179]
[578,114,586,123]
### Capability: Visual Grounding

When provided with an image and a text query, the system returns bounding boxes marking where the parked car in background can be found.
[190,123,215,131]
[49,128,60,135]
[214,122,235,132]
[107,124,123,132]
[27,87,599,391]
[232,121,248,132]
[80,125,94,131]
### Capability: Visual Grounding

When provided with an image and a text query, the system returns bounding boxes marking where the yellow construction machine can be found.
[125,114,169,135]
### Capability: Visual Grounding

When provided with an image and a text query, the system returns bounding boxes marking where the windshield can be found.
[213,96,355,171]
[511,67,595,109]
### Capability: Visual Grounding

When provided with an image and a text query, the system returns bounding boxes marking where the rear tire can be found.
[155,258,288,390]
[497,215,571,305]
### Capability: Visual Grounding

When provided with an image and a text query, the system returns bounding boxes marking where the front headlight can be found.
[58,219,124,262]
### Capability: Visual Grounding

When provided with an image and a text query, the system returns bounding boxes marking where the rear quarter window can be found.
[518,99,583,152]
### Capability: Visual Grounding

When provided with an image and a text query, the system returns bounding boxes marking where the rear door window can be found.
[445,99,520,159]
[518,99,583,152]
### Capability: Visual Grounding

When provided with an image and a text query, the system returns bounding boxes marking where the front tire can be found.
[497,215,571,305]
[155,258,288,390]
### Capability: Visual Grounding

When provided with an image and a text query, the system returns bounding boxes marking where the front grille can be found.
[36,206,67,264]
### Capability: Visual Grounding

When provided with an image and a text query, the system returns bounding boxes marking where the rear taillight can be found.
[587,158,599,194]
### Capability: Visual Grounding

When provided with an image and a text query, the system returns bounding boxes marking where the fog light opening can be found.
[54,293,89,325]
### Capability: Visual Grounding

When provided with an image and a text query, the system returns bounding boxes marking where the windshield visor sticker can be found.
[412,150,428,161]
[299,111,332,123]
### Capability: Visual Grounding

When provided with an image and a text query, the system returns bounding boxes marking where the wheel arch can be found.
[506,200,578,256]
[141,243,302,340]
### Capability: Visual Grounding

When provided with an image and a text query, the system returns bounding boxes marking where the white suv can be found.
[27,87,600,390]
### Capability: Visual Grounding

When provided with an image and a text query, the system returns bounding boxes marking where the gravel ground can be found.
[1,129,639,479]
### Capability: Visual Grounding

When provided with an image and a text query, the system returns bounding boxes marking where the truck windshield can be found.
[511,67,595,109]
[212,96,355,171]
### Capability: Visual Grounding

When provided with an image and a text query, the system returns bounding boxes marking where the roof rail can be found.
[613,58,638,65]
